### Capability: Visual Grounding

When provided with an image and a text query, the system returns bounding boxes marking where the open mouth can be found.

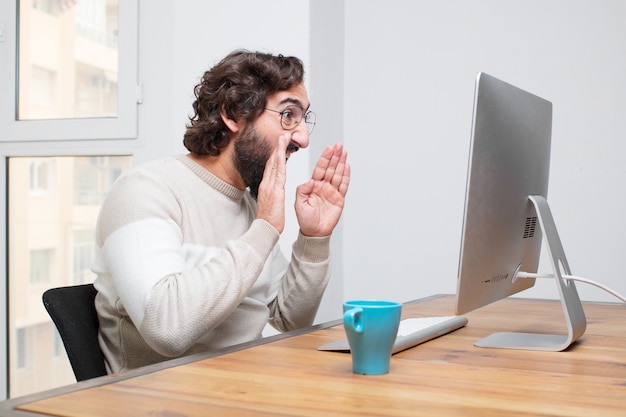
[286,143,299,159]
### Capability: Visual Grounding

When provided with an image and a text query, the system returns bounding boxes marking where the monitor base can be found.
[474,195,587,352]
[475,332,575,351]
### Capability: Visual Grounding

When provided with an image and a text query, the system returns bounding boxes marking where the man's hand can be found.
[256,135,288,234]
[295,143,351,237]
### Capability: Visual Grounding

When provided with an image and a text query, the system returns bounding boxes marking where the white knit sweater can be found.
[92,154,331,373]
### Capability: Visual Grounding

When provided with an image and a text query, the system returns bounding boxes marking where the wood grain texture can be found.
[8,296,626,417]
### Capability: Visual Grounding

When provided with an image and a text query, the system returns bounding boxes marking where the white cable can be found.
[516,271,626,303]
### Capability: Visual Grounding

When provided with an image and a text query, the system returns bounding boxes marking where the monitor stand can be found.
[474,195,587,351]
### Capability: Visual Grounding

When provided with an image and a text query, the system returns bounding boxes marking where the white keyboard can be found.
[317,315,468,354]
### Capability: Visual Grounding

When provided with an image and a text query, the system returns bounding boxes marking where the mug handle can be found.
[343,307,364,334]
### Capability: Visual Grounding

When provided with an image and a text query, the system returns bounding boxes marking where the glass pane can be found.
[18,0,119,120]
[8,155,132,397]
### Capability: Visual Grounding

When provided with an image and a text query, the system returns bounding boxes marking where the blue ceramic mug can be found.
[343,300,402,375]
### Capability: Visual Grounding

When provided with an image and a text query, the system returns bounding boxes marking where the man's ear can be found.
[220,105,243,133]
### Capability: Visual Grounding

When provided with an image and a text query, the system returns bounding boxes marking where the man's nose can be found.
[290,120,310,149]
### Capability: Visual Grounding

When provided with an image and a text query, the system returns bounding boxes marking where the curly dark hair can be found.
[183,50,305,155]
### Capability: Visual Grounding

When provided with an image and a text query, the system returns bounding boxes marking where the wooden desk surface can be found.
[2,295,626,417]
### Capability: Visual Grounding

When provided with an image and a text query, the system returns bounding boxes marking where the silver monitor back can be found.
[455,73,586,351]
[455,72,552,315]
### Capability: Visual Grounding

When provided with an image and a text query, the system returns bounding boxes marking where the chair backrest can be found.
[42,284,107,381]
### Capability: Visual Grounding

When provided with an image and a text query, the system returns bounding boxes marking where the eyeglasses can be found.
[264,106,316,134]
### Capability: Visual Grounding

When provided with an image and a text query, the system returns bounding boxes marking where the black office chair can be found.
[42,284,108,382]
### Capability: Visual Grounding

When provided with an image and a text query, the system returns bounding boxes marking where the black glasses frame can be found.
[265,106,316,134]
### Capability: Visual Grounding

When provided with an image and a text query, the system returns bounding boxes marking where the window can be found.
[72,230,96,285]
[8,155,132,397]
[29,159,54,195]
[29,249,54,285]
[19,0,120,121]
[0,0,139,399]
[29,66,57,111]
[16,329,27,370]
[0,0,139,141]
[11,322,76,393]
[53,331,64,358]
[74,156,126,205]
[18,0,120,121]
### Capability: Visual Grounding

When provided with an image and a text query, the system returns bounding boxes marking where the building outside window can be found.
[8,155,132,397]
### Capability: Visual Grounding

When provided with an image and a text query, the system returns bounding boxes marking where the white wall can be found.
[341,0,626,309]
[309,1,347,321]
[137,0,626,322]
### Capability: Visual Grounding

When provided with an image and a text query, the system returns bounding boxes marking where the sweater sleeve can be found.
[267,232,332,332]
[138,220,279,356]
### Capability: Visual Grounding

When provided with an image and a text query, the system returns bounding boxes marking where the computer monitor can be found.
[454,73,586,351]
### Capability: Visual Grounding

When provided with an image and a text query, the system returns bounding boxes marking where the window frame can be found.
[0,0,140,142]
[0,0,140,399]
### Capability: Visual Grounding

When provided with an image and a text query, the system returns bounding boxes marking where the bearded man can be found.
[92,50,350,374]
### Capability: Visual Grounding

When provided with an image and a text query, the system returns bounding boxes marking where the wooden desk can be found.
[2,295,625,416]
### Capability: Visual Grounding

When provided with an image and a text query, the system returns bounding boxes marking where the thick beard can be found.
[233,124,273,200]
